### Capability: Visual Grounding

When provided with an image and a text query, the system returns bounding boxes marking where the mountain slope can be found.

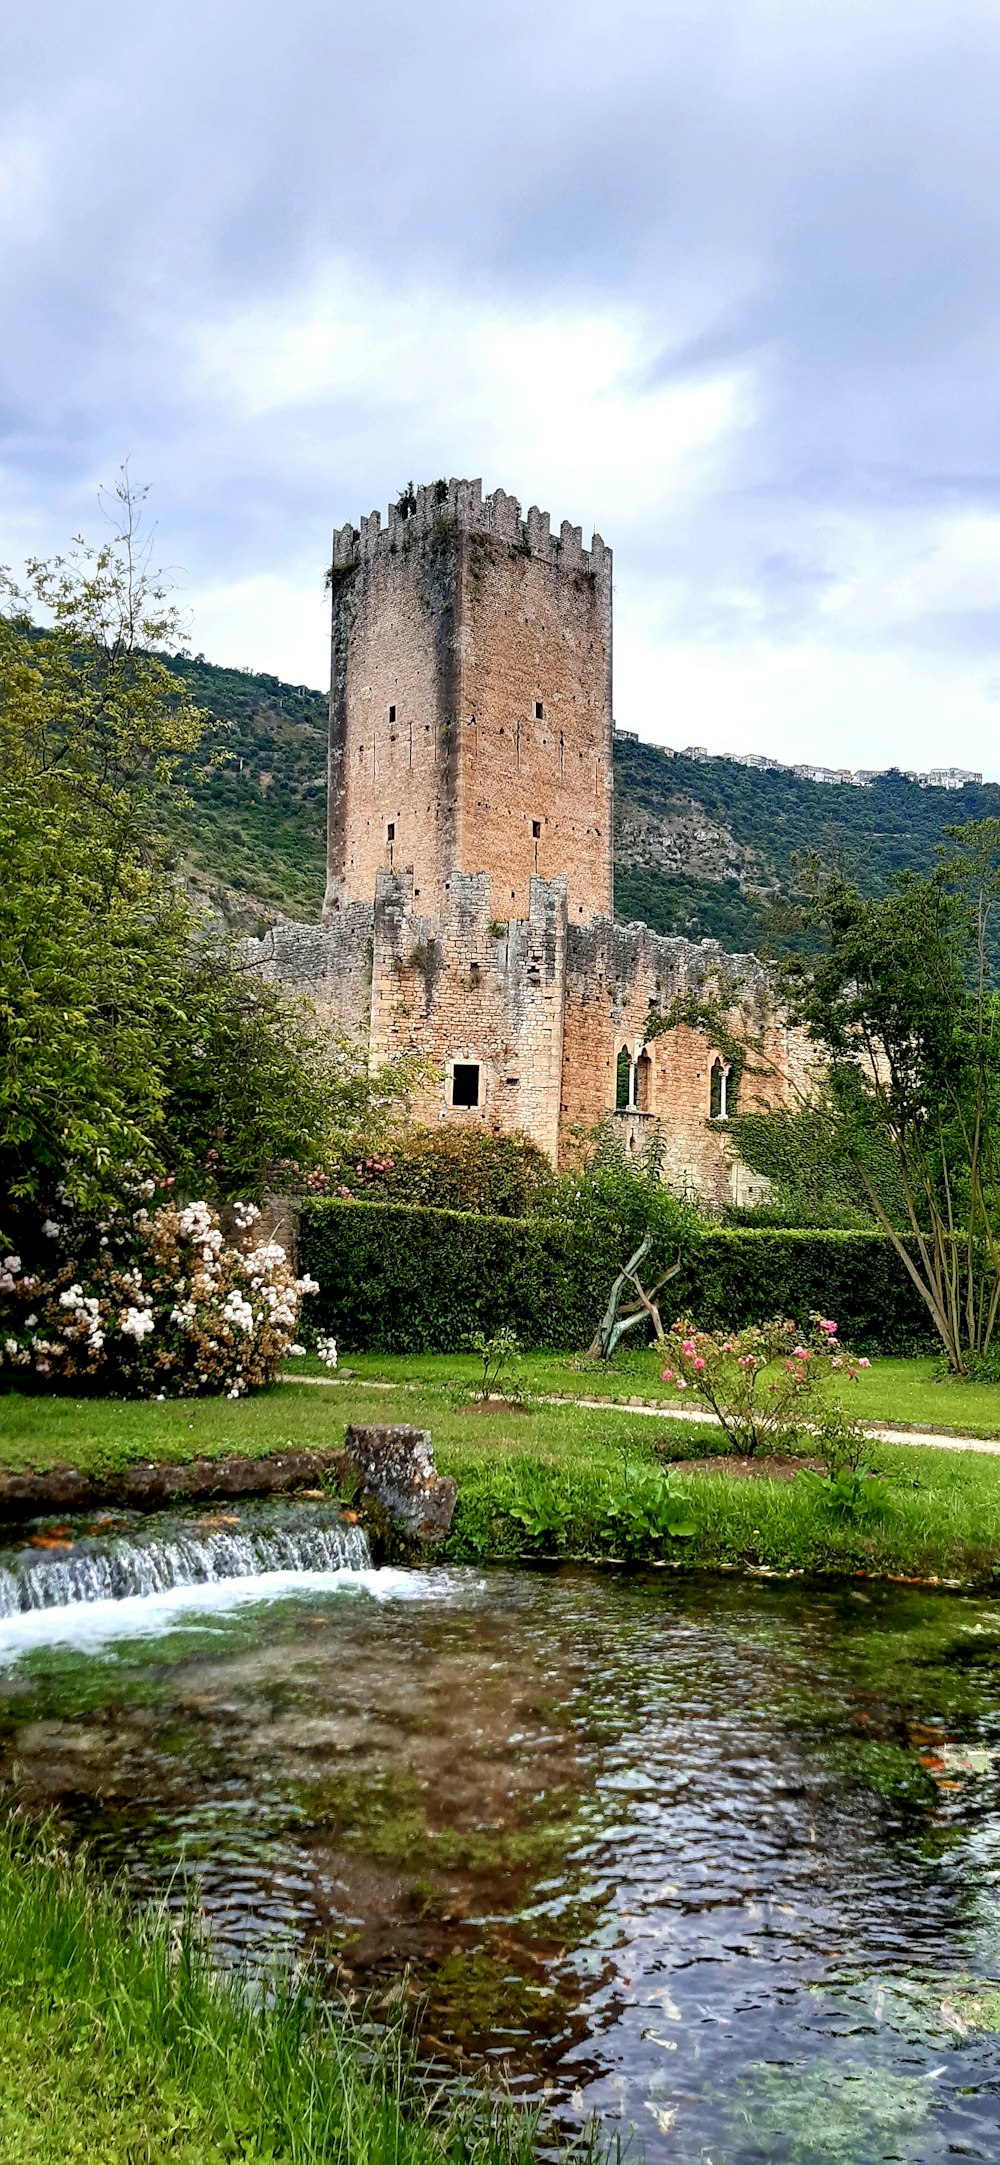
[165,653,997,939]
[163,654,328,919]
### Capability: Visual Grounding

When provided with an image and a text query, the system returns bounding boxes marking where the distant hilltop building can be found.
[247,477,810,1205]
[648,746,983,790]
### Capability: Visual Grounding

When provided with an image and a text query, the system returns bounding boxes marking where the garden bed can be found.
[676,1453,824,1481]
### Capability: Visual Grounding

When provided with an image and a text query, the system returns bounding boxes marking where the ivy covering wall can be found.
[300,1199,936,1354]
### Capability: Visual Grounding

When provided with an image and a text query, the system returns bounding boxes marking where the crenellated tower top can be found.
[331,477,611,584]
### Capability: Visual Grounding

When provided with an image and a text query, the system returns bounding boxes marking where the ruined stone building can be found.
[248,479,809,1205]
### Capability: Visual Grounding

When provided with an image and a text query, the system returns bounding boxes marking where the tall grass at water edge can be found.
[0,1815,545,2165]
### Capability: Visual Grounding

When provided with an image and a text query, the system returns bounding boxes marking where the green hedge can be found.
[299,1200,937,1355]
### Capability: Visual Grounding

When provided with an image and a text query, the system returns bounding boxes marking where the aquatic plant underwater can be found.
[2,1565,1000,2160]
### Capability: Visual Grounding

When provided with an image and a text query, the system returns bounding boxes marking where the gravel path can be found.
[280,1374,1000,1457]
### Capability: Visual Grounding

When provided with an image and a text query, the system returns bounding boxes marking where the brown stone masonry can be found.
[244,476,818,1208]
[325,479,612,925]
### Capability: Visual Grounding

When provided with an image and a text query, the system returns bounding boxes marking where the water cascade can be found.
[0,1511,372,1615]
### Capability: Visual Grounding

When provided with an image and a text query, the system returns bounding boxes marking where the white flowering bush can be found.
[0,1191,320,1398]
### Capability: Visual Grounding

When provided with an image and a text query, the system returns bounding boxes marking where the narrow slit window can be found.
[534,700,544,719]
[451,1063,480,1108]
[532,819,541,838]
[710,1060,728,1120]
[388,704,396,724]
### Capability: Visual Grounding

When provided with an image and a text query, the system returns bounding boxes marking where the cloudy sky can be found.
[3,0,1000,773]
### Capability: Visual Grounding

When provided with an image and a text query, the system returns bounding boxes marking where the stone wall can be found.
[324,479,612,926]
[241,887,812,1201]
[242,902,374,1039]
[561,918,812,1204]
[368,868,567,1164]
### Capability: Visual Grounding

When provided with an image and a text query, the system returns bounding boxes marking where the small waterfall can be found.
[0,1514,372,1617]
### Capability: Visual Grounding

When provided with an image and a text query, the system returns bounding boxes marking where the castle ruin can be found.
[248,479,807,1203]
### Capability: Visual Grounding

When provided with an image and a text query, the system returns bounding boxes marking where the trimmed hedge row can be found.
[299,1199,937,1355]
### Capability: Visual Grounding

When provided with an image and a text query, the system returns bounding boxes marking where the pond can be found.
[1,1549,1000,2163]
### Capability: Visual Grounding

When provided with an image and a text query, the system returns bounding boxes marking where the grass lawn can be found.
[0,1373,714,1478]
[333,1346,1000,1438]
[5,1357,1000,1583]
[0,1816,537,2165]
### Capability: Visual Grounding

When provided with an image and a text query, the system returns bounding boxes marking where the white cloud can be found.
[614,625,1000,775]
[3,0,1000,779]
[189,567,330,690]
[188,259,748,529]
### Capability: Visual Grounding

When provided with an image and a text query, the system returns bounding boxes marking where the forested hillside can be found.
[163,654,328,918]
[166,653,997,943]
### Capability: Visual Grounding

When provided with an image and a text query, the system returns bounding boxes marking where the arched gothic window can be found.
[710,1059,728,1120]
[635,1049,652,1112]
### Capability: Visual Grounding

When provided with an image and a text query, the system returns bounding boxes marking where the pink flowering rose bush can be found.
[660,1313,870,1458]
[0,1186,320,1398]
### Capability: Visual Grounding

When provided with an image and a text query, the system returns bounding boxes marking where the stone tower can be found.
[323,478,613,925]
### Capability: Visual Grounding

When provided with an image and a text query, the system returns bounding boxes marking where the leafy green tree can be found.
[1,477,208,1203]
[780,832,1000,1372]
[650,828,1000,1373]
[0,479,408,1212]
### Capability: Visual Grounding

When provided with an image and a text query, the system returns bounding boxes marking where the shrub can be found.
[300,1200,611,1352]
[0,1190,318,1397]
[280,1128,553,1217]
[668,1228,934,1352]
[659,1313,870,1455]
[299,1201,937,1355]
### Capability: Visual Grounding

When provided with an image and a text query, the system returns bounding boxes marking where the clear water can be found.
[2,1559,1000,2163]
[0,1498,370,1612]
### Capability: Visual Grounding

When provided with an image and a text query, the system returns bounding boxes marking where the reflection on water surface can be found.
[2,1562,1000,2162]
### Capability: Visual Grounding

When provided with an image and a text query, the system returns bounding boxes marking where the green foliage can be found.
[329,1126,553,1216]
[300,1200,936,1354]
[156,958,364,1199]
[614,866,771,949]
[615,736,1000,950]
[596,1460,697,1548]
[783,833,1000,1371]
[0,487,353,1210]
[797,1464,887,1520]
[727,1104,908,1228]
[162,653,328,917]
[0,482,206,1202]
[457,1453,697,1560]
[0,1813,540,2165]
[466,1327,525,1403]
